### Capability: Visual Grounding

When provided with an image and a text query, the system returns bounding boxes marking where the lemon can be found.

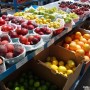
[45,62,52,67]
[58,61,64,66]
[73,67,76,72]
[52,59,58,66]
[67,69,73,75]
[67,60,75,68]
[47,57,51,62]
[58,66,67,73]
[51,65,58,71]
[65,64,70,70]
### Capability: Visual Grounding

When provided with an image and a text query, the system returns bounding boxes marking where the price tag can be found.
[16,57,28,69]
[35,47,44,55]
[47,38,54,47]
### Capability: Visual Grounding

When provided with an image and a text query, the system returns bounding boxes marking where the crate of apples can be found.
[62,29,90,62]
[19,34,44,51]
[34,27,53,42]
[45,56,76,77]
[21,20,38,33]
[9,27,28,42]
[1,23,16,33]
[0,34,11,45]
[0,43,26,64]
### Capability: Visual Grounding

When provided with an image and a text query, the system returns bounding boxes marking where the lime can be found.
[45,82,50,87]
[41,85,48,90]
[34,81,40,88]
[15,87,20,90]
[20,86,25,90]
[29,79,34,86]
[32,87,36,90]
[49,85,58,90]
[37,87,42,90]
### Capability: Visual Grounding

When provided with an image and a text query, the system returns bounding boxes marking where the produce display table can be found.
[0,0,90,90]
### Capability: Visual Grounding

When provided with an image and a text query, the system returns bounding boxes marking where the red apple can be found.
[45,29,51,34]
[0,45,7,55]
[38,32,44,35]
[16,27,22,35]
[0,19,5,26]
[28,35,34,42]
[21,28,28,35]
[28,25,34,30]
[35,28,40,33]
[21,23,28,29]
[32,38,39,44]
[0,40,9,45]
[6,44,14,52]
[5,52,13,59]
[1,25,8,32]
[1,35,9,41]
[2,15,7,19]
[9,31,18,38]
[34,35,41,41]
[7,25,14,31]
[27,20,32,25]
[19,36,28,44]
[14,46,24,56]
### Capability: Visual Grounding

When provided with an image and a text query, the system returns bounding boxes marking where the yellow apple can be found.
[58,61,64,66]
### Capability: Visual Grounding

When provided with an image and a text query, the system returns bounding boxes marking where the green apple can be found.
[64,17,72,23]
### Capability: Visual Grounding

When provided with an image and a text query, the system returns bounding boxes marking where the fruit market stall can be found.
[0,0,90,90]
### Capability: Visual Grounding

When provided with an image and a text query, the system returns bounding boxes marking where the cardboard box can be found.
[2,45,84,90]
[34,45,84,89]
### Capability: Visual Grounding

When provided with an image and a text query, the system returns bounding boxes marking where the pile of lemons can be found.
[45,57,76,77]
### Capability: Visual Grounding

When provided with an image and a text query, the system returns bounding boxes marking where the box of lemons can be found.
[7,71,59,90]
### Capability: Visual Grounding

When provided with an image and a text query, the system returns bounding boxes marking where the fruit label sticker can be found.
[16,57,28,69]
[47,38,54,47]
[35,47,44,55]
